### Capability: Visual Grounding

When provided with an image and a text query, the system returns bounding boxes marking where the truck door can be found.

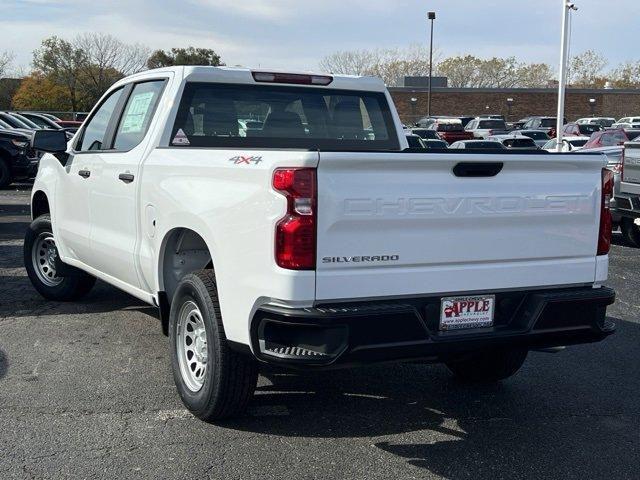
[88,79,167,290]
[56,87,126,265]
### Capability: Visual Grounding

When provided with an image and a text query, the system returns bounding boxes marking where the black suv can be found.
[0,128,40,187]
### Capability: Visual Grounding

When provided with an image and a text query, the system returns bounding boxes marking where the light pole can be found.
[556,0,578,151]
[410,97,418,124]
[427,11,436,118]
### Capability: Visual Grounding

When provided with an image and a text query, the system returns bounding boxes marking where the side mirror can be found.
[32,129,68,154]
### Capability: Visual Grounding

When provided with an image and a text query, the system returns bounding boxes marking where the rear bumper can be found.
[249,286,615,368]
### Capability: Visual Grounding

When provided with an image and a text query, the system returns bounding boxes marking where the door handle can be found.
[78,169,91,178]
[453,162,503,178]
[118,173,135,183]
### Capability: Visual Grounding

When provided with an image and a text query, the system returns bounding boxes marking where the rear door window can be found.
[113,80,165,151]
[171,83,399,151]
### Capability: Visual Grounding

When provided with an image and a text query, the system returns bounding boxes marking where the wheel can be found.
[24,214,96,301]
[169,270,258,421]
[0,159,12,188]
[446,347,528,383]
[621,217,640,248]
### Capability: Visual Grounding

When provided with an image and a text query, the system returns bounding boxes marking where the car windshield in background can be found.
[465,141,506,149]
[539,118,556,127]
[504,138,536,148]
[405,135,425,149]
[597,119,615,127]
[626,130,640,141]
[478,120,506,129]
[570,139,589,147]
[171,83,399,151]
[412,129,439,140]
[423,140,449,149]
[436,123,463,132]
[579,124,601,135]
[521,131,549,140]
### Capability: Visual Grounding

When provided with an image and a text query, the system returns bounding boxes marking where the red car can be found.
[562,122,602,137]
[582,128,640,149]
[55,120,83,129]
[428,120,474,144]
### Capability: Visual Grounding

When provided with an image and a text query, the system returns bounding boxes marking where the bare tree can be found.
[319,45,441,86]
[568,50,608,87]
[611,61,640,89]
[0,51,14,79]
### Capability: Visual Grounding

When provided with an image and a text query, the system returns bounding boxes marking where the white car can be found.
[464,118,509,139]
[576,117,615,128]
[612,117,640,129]
[543,136,590,152]
[25,66,616,421]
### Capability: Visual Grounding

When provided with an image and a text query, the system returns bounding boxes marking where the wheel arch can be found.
[31,190,50,219]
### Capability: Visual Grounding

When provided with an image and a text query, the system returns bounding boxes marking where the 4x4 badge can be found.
[229,155,263,165]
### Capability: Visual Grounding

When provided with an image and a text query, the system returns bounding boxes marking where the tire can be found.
[169,270,258,421]
[0,158,12,188]
[446,347,528,383]
[621,217,640,248]
[24,214,96,301]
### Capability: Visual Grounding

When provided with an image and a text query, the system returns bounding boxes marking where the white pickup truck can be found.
[25,66,615,421]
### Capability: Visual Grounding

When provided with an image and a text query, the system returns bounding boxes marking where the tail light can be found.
[598,168,614,256]
[620,148,625,181]
[273,168,317,269]
[253,71,333,86]
[549,128,557,138]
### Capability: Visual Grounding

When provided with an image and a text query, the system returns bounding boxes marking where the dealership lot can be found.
[0,184,639,479]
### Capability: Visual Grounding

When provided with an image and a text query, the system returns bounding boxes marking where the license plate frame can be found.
[439,295,495,331]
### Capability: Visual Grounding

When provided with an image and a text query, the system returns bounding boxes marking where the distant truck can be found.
[618,140,640,245]
[26,66,615,421]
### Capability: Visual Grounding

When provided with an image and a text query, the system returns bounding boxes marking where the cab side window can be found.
[113,81,165,151]
[76,88,124,152]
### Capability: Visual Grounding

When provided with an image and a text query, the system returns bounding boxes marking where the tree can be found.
[568,50,608,87]
[12,73,71,111]
[33,36,87,111]
[74,33,149,100]
[146,47,223,69]
[0,51,14,79]
[611,61,640,89]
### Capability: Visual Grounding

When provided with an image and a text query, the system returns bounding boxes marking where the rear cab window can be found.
[477,120,506,129]
[170,83,399,151]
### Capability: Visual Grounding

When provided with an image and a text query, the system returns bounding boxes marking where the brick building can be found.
[389,86,640,125]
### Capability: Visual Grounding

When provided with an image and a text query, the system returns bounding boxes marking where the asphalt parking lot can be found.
[0,183,639,480]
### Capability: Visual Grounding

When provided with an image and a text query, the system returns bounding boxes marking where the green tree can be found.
[33,36,87,111]
[147,47,223,69]
[12,73,71,111]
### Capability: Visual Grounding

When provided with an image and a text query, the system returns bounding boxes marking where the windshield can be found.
[569,139,588,147]
[172,83,399,151]
[436,123,463,132]
[465,141,505,149]
[412,129,439,140]
[521,131,549,140]
[504,138,536,148]
[477,120,506,129]
[579,124,601,135]
[0,113,29,128]
[539,118,556,127]
[405,135,425,149]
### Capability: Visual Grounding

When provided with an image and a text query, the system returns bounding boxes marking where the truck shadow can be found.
[225,316,639,479]
[0,347,7,381]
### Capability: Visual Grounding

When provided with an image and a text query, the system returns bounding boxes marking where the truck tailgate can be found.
[315,152,603,301]
[622,142,640,195]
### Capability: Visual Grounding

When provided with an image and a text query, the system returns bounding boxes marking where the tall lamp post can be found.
[427,11,436,118]
[556,0,578,151]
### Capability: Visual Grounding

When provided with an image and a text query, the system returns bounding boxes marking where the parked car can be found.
[521,117,565,137]
[409,128,441,140]
[449,140,507,150]
[562,122,602,137]
[7,112,41,130]
[477,114,505,121]
[405,134,427,149]
[582,128,640,150]
[464,118,509,139]
[0,111,34,129]
[26,66,615,421]
[428,119,474,144]
[617,141,640,245]
[612,117,640,129]
[55,119,83,130]
[19,112,65,130]
[486,134,539,150]
[542,137,590,152]
[0,128,40,187]
[576,117,615,128]
[517,130,551,148]
[510,117,532,130]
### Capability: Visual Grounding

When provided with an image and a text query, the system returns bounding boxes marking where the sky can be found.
[1,0,639,75]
